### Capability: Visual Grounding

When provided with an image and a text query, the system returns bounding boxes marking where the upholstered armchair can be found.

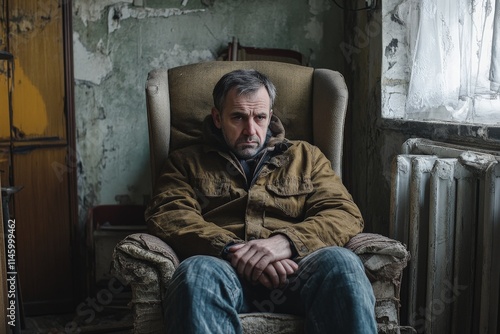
[111,61,411,334]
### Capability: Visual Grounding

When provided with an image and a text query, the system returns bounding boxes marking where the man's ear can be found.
[211,107,222,129]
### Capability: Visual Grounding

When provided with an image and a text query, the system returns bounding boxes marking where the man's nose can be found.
[243,119,257,136]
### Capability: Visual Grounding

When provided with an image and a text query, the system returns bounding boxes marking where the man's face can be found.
[211,86,272,159]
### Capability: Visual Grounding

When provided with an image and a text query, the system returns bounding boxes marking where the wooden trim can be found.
[62,0,81,305]
[0,180,10,333]
[11,140,67,148]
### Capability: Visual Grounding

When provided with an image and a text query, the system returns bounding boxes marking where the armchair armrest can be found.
[346,232,410,283]
[112,233,180,286]
[111,233,179,334]
[346,233,410,333]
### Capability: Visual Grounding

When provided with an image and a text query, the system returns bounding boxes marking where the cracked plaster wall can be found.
[73,0,343,226]
[381,0,413,119]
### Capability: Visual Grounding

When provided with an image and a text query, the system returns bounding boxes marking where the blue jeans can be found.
[164,247,377,333]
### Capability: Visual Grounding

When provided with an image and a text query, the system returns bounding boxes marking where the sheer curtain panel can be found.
[405,0,500,124]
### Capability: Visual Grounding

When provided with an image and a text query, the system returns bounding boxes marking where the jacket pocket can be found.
[194,177,232,212]
[265,177,314,218]
[195,177,231,197]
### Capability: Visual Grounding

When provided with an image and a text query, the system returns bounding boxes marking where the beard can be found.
[222,130,263,159]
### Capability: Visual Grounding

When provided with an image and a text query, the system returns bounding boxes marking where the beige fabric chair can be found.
[111,61,411,334]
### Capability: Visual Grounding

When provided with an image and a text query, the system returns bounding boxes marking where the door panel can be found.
[0,144,9,187]
[0,60,9,141]
[0,0,76,314]
[8,0,66,141]
[13,146,73,313]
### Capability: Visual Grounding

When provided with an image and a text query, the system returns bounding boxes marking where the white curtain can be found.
[491,0,500,91]
[405,0,500,124]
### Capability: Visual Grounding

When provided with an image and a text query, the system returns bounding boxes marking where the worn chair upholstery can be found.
[111,61,411,334]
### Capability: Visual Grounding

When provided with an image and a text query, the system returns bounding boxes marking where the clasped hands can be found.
[226,234,298,289]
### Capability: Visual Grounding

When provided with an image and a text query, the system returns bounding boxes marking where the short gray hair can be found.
[212,69,276,112]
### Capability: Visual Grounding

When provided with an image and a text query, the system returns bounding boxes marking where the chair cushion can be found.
[240,313,304,334]
[168,61,315,152]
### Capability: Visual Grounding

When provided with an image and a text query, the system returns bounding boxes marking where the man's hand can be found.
[226,235,297,288]
[257,259,298,289]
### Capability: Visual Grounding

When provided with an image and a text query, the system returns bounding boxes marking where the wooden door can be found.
[0,0,77,314]
[0,179,11,333]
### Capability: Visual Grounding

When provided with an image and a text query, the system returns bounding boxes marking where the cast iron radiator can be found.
[389,138,500,334]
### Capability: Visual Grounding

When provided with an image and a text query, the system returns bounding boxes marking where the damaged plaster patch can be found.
[73,32,113,85]
[108,4,205,33]
[74,0,133,26]
[385,38,399,58]
[385,38,399,70]
[150,44,214,69]
[305,17,323,45]
[382,0,412,119]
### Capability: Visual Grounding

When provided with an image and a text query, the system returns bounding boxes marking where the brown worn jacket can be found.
[146,115,364,260]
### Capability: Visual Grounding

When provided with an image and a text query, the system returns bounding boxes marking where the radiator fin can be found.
[390,149,500,334]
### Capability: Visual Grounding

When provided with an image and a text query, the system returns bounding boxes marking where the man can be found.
[146,69,376,333]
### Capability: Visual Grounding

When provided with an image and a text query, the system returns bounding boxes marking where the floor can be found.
[18,289,134,334]
[21,308,133,334]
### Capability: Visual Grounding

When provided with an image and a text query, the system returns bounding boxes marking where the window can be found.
[382,0,500,125]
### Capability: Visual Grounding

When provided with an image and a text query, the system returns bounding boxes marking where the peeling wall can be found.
[73,0,343,226]
[380,0,409,120]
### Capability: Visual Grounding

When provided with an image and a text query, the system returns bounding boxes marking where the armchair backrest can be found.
[145,61,348,187]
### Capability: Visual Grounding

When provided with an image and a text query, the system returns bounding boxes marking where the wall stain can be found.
[385,38,398,58]
[390,13,404,26]
[9,5,56,34]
